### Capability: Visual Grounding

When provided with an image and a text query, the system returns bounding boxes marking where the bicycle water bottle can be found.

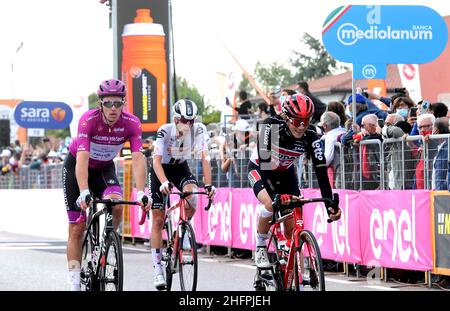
[122,8,168,133]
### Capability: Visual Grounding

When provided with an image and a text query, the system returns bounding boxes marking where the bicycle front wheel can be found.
[178,221,198,291]
[293,230,325,291]
[100,231,124,291]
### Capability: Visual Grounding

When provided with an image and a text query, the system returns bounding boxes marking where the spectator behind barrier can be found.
[231,90,253,119]
[296,81,326,124]
[392,96,415,120]
[429,102,448,118]
[382,113,415,189]
[319,111,346,189]
[327,101,347,127]
[360,114,383,190]
[413,113,438,189]
[220,119,255,187]
[431,117,450,190]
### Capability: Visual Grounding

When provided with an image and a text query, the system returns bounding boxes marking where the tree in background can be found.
[290,33,348,82]
[247,33,346,92]
[254,61,297,91]
[176,76,220,124]
[238,74,254,97]
[88,93,99,110]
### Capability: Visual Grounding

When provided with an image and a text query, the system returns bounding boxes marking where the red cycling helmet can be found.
[97,79,126,97]
[281,94,314,120]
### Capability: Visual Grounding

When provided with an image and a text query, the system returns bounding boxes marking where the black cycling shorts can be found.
[248,161,300,216]
[148,161,198,210]
[63,153,122,223]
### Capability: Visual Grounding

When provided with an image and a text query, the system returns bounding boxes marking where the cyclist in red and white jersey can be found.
[248,94,341,268]
[144,99,216,289]
[63,79,150,291]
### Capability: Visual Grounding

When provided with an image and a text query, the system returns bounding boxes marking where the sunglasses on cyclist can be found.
[288,117,309,128]
[177,117,194,125]
[101,99,124,109]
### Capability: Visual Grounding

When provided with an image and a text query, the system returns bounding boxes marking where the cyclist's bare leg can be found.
[182,183,198,219]
[256,189,273,234]
[67,222,85,291]
[67,223,85,268]
[151,209,165,249]
[103,193,123,230]
[150,208,166,287]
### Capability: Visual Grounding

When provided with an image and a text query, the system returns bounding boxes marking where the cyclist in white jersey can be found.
[145,99,216,289]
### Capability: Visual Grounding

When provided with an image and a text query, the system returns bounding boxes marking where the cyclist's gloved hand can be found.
[204,184,216,199]
[159,181,172,195]
[137,190,151,212]
[325,199,341,222]
[280,194,292,205]
[76,189,91,211]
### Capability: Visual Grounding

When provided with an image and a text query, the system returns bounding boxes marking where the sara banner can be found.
[14,101,73,129]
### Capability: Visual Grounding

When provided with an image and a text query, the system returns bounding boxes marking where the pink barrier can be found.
[129,188,433,271]
[302,189,362,264]
[359,190,432,271]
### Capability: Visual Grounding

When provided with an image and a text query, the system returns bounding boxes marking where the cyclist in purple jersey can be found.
[63,79,150,291]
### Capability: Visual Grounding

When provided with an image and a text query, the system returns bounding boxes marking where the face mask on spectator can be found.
[345,106,352,119]
[397,108,409,119]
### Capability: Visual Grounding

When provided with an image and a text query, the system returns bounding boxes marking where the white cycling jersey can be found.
[154,123,208,164]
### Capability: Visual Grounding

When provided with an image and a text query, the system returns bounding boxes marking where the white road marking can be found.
[0,242,51,247]
[231,263,256,270]
[325,277,354,285]
[0,246,66,250]
[364,285,399,291]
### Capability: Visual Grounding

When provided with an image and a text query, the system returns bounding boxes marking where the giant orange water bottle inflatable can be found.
[122,9,167,133]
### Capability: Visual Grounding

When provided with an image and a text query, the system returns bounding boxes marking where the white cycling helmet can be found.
[173,99,198,120]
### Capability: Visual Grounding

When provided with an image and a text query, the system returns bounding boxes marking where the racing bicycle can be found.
[254,193,339,291]
[79,195,146,291]
[140,190,212,291]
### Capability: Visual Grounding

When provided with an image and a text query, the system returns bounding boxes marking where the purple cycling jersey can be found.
[69,109,142,168]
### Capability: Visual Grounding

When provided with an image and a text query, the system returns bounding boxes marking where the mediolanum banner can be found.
[322,5,448,64]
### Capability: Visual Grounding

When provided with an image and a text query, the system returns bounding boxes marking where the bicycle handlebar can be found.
[269,193,340,225]
[138,190,213,226]
[77,194,146,224]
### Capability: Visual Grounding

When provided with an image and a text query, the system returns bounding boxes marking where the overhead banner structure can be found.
[323,5,448,61]
[322,5,448,121]
[115,0,170,136]
[323,5,448,79]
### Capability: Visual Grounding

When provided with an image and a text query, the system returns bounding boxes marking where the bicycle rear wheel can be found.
[80,219,100,291]
[178,221,198,291]
[293,230,325,291]
[100,231,123,291]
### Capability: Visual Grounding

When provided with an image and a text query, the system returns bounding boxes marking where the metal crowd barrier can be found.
[2,134,450,192]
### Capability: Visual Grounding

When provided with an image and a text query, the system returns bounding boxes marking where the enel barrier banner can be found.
[359,190,432,271]
[302,189,362,264]
[129,188,434,271]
